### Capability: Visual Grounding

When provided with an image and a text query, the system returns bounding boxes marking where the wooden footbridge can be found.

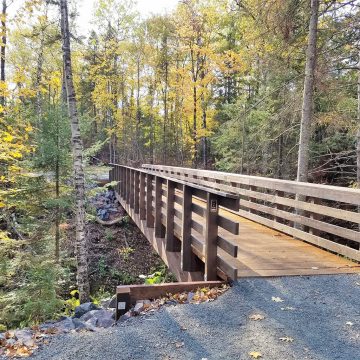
[109,164,360,282]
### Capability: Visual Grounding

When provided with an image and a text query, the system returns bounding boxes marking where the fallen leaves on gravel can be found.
[249,314,265,321]
[0,330,40,358]
[175,342,184,348]
[136,284,230,315]
[271,296,284,302]
[280,306,295,311]
[279,336,294,343]
[1,325,71,358]
[249,351,262,358]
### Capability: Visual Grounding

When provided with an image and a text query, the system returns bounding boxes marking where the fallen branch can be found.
[96,217,124,226]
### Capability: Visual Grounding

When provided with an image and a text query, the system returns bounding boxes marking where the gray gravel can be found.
[31,274,360,360]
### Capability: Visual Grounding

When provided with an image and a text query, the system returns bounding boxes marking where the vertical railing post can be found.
[117,166,121,194]
[130,169,135,209]
[204,192,218,281]
[134,171,140,214]
[155,176,165,237]
[274,190,284,223]
[122,167,126,199]
[166,179,177,251]
[126,168,131,204]
[146,173,154,228]
[120,167,124,198]
[181,184,197,271]
[139,173,146,220]
[249,185,256,214]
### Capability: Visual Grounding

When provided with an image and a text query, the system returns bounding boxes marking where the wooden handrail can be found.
[142,164,360,205]
[109,164,240,281]
[141,164,360,262]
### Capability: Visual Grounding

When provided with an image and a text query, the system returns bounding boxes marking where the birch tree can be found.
[59,0,89,302]
[0,0,7,106]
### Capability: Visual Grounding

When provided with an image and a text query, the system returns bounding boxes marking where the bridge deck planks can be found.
[175,193,359,277]
[222,210,360,277]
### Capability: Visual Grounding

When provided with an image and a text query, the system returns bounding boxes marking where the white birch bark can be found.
[60,0,90,302]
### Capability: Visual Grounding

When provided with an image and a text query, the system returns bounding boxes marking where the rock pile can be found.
[93,188,124,222]
[0,302,118,357]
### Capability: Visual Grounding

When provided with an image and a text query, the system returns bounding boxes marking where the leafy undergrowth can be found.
[85,219,176,294]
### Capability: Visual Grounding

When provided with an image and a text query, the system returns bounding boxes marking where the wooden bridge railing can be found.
[109,164,240,281]
[142,164,360,262]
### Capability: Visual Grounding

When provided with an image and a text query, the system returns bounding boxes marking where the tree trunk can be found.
[296,0,319,183]
[0,0,6,107]
[201,94,207,169]
[193,85,197,166]
[60,0,90,303]
[55,157,60,262]
[357,49,360,189]
[163,59,168,164]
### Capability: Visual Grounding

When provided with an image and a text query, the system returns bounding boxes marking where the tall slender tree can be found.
[59,0,89,302]
[296,0,319,182]
[0,0,7,106]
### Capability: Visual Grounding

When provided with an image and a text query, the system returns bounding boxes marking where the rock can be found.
[74,302,99,318]
[80,309,114,328]
[54,317,75,333]
[0,333,6,346]
[79,309,100,322]
[73,318,96,332]
[14,329,34,347]
[85,317,98,328]
[97,317,114,328]
[118,312,131,322]
[187,292,195,302]
[133,302,144,315]
[165,300,177,306]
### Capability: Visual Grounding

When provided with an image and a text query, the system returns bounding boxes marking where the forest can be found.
[0,0,359,330]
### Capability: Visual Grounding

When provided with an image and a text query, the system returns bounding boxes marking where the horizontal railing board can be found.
[218,214,240,235]
[192,203,205,217]
[172,217,238,279]
[240,200,360,244]
[236,188,360,224]
[142,164,360,261]
[113,164,239,203]
[142,164,360,206]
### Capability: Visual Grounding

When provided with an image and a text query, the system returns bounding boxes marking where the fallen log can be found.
[96,217,123,226]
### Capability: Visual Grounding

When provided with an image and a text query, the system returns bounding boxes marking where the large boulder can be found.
[74,302,99,318]
[79,309,114,328]
[72,318,96,332]
[54,317,75,333]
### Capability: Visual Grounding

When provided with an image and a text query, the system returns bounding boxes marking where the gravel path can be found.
[32,274,360,360]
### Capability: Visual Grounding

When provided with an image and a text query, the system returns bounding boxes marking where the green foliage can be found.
[140,264,176,285]
[90,287,112,305]
[33,106,71,173]
[118,246,134,260]
[105,228,114,241]
[98,256,107,277]
[0,258,65,329]
[109,269,136,285]
[64,290,80,316]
